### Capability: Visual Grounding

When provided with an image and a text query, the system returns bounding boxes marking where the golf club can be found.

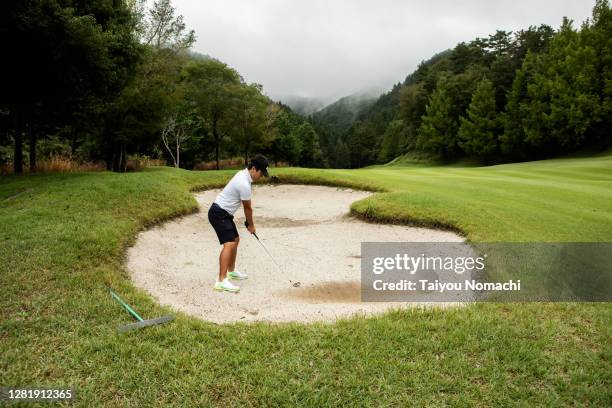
[109,288,174,332]
[244,220,282,269]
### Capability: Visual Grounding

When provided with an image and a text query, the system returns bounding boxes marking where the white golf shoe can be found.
[214,278,240,293]
[228,270,248,280]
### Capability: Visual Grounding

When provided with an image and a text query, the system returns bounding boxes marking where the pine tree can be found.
[295,123,325,168]
[519,18,601,154]
[378,120,405,163]
[458,78,500,158]
[545,18,600,149]
[581,0,612,143]
[501,51,534,157]
[519,54,552,152]
[334,137,350,168]
[416,76,459,158]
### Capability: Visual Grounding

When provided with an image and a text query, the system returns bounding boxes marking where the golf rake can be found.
[109,288,174,332]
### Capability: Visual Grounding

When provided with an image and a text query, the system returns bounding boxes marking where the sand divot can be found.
[126,184,469,324]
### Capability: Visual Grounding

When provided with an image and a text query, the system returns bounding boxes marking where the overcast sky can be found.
[173,0,594,103]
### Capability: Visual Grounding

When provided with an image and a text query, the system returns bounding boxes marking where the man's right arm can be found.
[242,200,255,234]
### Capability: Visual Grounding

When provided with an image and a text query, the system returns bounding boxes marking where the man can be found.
[208,154,269,292]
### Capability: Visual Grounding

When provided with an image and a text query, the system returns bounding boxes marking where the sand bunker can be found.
[126,185,469,323]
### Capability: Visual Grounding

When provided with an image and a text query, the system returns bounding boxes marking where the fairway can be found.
[1,153,611,406]
[278,153,612,242]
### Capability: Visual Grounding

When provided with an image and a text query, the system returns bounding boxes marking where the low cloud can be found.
[175,0,594,102]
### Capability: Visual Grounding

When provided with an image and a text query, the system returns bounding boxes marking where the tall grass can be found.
[194,157,290,170]
[0,154,166,174]
[193,157,247,170]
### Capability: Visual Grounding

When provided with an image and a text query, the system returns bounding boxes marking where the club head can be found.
[118,315,174,333]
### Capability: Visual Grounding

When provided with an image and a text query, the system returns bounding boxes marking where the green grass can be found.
[1,153,611,406]
[278,154,612,242]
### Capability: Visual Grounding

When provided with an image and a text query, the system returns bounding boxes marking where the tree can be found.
[226,83,269,166]
[131,0,195,51]
[101,0,195,171]
[488,26,555,113]
[0,0,142,173]
[500,9,608,160]
[586,0,612,143]
[446,64,489,119]
[273,132,302,166]
[267,103,310,166]
[378,120,407,163]
[334,137,350,168]
[294,123,325,167]
[518,18,601,154]
[398,83,427,132]
[161,108,193,168]
[182,59,242,170]
[103,45,175,172]
[542,18,600,149]
[500,51,542,158]
[450,41,489,74]
[458,78,501,158]
[416,76,459,158]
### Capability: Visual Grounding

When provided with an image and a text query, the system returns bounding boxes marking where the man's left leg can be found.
[228,236,239,273]
[228,236,248,280]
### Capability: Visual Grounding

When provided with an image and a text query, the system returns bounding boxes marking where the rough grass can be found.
[1,154,611,406]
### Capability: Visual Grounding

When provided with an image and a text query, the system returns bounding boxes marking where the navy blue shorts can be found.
[208,202,239,245]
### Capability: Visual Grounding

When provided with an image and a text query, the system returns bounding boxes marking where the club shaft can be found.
[245,220,282,270]
[254,236,281,268]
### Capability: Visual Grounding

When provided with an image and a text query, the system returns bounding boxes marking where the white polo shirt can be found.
[214,168,252,215]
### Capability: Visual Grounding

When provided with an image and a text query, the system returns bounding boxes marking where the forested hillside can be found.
[311,90,380,168]
[1,0,609,173]
[0,0,323,173]
[341,0,611,167]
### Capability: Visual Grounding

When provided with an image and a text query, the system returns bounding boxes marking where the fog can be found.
[174,0,594,103]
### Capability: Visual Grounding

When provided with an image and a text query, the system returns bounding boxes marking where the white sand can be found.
[126,185,469,324]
